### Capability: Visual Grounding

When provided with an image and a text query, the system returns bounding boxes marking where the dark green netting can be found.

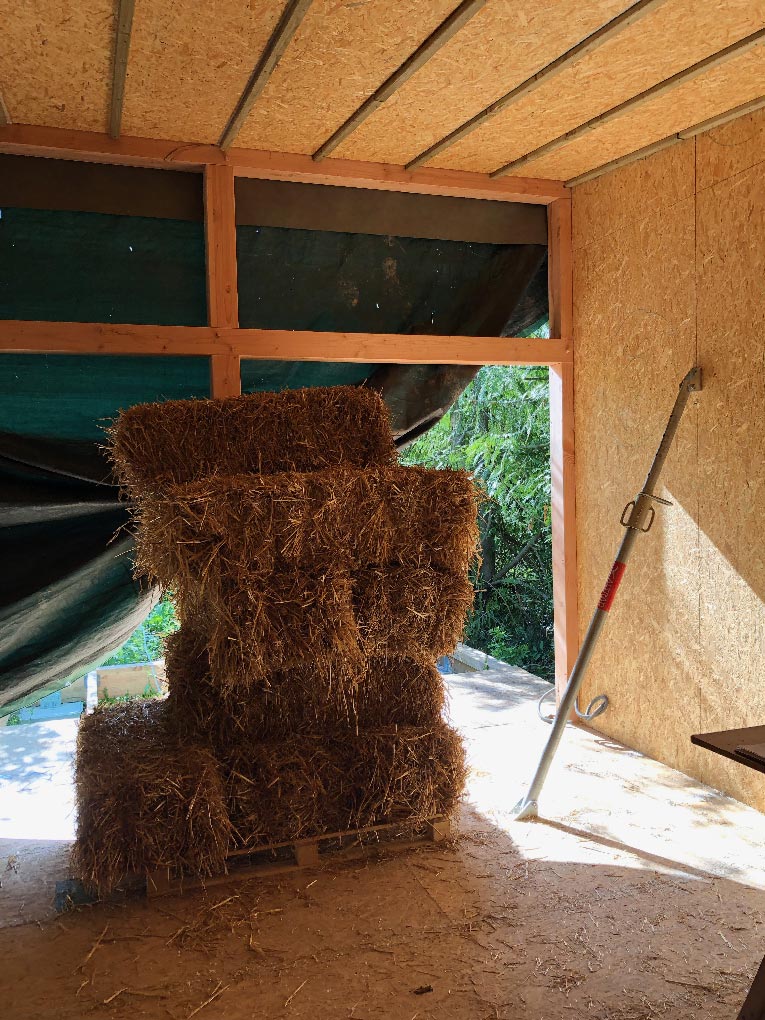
[0,354,211,441]
[0,209,547,713]
[0,352,211,714]
[0,208,207,325]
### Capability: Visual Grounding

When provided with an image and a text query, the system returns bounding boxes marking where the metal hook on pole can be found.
[513,366,702,821]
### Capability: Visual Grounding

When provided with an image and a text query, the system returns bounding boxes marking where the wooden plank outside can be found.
[0,321,571,365]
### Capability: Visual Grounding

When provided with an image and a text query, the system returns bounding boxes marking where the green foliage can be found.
[6,711,21,726]
[102,596,179,666]
[401,364,553,680]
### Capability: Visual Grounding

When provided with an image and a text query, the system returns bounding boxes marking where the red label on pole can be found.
[598,561,627,612]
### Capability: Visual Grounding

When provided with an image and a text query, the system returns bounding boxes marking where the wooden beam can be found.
[0,125,566,203]
[547,199,578,705]
[109,0,136,139]
[204,164,240,396]
[566,93,765,188]
[219,0,314,151]
[493,27,765,177]
[0,320,571,365]
[406,0,668,170]
[204,165,239,329]
[232,148,566,203]
[0,89,10,127]
[547,199,573,340]
[313,0,486,161]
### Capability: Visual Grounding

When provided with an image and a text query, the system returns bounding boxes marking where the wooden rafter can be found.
[493,27,765,177]
[313,0,486,161]
[219,0,314,151]
[567,93,765,187]
[0,125,566,203]
[0,321,571,365]
[405,0,668,170]
[109,0,136,139]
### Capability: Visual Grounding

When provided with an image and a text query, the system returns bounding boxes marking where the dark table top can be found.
[692,725,765,776]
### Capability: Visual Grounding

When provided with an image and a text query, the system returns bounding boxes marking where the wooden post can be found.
[548,198,578,704]
[204,163,241,398]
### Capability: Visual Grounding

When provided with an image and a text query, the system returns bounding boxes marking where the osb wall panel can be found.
[574,116,765,812]
[233,0,459,155]
[0,0,114,132]
[122,0,290,143]
[521,45,765,181]
[696,107,765,191]
[694,160,765,809]
[333,0,630,167]
[431,0,765,173]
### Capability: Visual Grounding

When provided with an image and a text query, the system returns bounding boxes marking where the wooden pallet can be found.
[146,816,451,898]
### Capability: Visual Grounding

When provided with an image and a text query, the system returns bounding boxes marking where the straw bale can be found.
[355,566,474,659]
[195,568,364,685]
[71,700,230,894]
[225,721,465,848]
[133,466,480,589]
[109,386,396,494]
[170,562,471,683]
[164,624,445,743]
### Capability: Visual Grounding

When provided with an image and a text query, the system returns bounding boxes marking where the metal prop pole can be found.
[513,366,702,821]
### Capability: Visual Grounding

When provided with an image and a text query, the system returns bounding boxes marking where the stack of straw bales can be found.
[73,386,479,892]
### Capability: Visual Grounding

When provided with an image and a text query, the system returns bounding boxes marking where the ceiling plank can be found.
[109,0,136,139]
[493,27,765,177]
[566,93,765,188]
[219,0,314,151]
[313,0,486,162]
[0,320,571,365]
[405,0,668,170]
[0,125,566,203]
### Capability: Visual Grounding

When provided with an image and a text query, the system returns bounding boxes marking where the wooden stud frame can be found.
[0,142,577,703]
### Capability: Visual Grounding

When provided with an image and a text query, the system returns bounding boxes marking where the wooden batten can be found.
[0,321,570,366]
[493,27,765,177]
[405,0,667,170]
[109,0,136,139]
[0,90,10,127]
[218,0,314,151]
[566,93,765,188]
[313,0,486,161]
[547,199,578,703]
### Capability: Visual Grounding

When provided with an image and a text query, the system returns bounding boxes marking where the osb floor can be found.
[3,666,765,1020]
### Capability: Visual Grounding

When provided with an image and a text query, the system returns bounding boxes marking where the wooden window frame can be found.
[0,137,577,703]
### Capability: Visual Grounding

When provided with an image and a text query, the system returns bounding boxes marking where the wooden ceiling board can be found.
[121,0,290,144]
[523,45,765,181]
[428,0,765,173]
[232,0,460,154]
[0,0,115,132]
[333,0,633,167]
